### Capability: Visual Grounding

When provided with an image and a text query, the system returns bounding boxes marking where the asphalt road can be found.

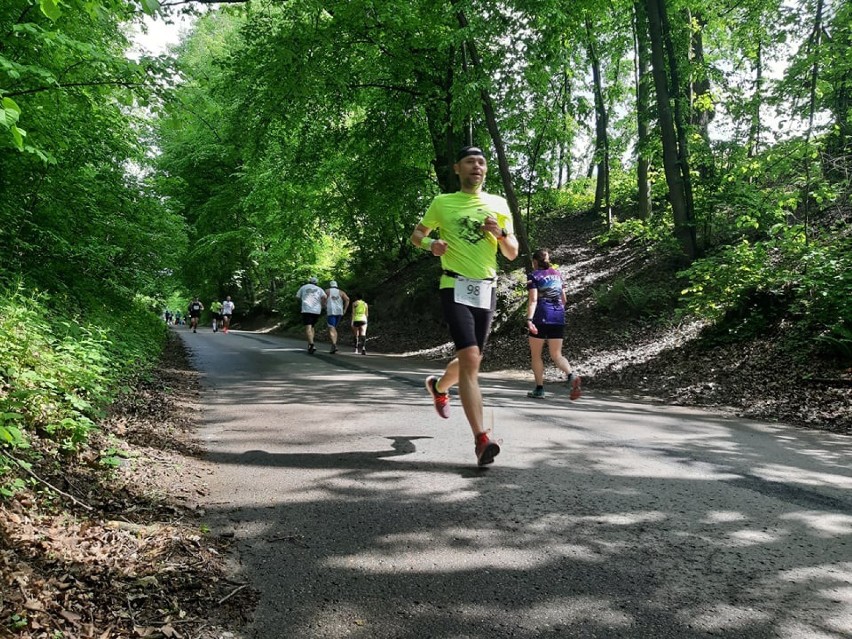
[178,327,852,639]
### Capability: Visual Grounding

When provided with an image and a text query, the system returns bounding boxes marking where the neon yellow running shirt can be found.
[352,300,368,322]
[420,191,513,289]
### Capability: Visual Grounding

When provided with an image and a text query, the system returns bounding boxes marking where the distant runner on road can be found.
[350,293,369,355]
[221,296,235,334]
[210,300,223,332]
[324,281,349,354]
[410,145,519,466]
[525,248,581,400]
[188,298,204,333]
[295,277,326,354]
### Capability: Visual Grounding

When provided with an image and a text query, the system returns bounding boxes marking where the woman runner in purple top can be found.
[525,248,581,400]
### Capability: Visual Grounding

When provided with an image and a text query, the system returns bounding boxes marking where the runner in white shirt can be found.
[323,280,350,354]
[295,277,327,354]
[221,296,235,333]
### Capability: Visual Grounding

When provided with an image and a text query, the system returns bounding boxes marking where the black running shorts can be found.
[529,322,565,340]
[439,287,496,351]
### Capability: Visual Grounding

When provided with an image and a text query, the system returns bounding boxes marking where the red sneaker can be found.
[425,376,450,419]
[475,433,500,466]
[569,373,582,401]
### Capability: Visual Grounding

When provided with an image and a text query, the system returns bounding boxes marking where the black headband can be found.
[455,146,485,162]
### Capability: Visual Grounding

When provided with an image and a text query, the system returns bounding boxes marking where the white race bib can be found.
[453,276,495,309]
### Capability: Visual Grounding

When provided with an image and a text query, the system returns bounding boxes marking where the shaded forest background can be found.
[1,0,851,524]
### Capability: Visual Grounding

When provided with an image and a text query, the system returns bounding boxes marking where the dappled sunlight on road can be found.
[724,527,786,547]
[751,464,852,489]
[780,512,852,536]
[700,510,748,524]
[183,331,852,638]
[677,603,773,633]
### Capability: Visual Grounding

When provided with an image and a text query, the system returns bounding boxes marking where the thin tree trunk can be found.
[690,13,714,156]
[419,53,464,194]
[557,68,571,189]
[634,0,653,220]
[747,39,763,159]
[660,1,697,237]
[525,86,562,223]
[645,0,698,261]
[586,17,610,222]
[803,0,825,242]
[452,3,532,269]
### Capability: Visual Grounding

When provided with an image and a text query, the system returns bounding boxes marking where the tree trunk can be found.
[634,0,653,220]
[586,17,610,221]
[644,0,698,261]
[803,0,825,239]
[557,68,572,189]
[452,3,533,269]
[689,14,713,145]
[420,56,464,194]
[747,39,763,159]
[660,1,697,242]
[689,11,714,179]
[824,2,851,181]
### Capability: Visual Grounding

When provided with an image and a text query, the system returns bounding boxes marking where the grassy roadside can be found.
[1,330,254,638]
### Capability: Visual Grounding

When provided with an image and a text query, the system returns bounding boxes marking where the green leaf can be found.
[0,425,25,447]
[2,97,21,128]
[39,0,62,21]
[11,125,26,151]
[140,0,160,16]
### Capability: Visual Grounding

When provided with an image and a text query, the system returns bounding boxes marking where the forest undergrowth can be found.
[0,336,255,639]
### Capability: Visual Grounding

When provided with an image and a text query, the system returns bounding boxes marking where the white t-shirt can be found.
[326,288,345,315]
[222,300,235,315]
[296,284,326,314]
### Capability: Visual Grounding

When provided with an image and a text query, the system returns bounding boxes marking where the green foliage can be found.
[0,96,25,151]
[99,445,134,468]
[793,237,852,359]
[678,228,852,359]
[595,217,678,249]
[0,288,104,451]
[551,179,597,214]
[592,276,671,318]
[678,238,783,321]
[0,283,167,493]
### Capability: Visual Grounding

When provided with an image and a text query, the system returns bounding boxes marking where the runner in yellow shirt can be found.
[410,145,519,466]
[351,294,369,355]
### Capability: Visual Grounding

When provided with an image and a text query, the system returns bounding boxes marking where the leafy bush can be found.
[530,180,596,216]
[793,237,852,360]
[1,289,104,451]
[592,276,671,318]
[0,283,167,491]
[595,217,678,249]
[678,227,852,360]
[678,239,779,320]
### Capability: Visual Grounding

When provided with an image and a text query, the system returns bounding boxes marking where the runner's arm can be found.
[526,288,539,335]
[411,223,447,256]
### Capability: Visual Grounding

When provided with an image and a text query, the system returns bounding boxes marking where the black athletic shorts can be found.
[529,322,565,340]
[439,287,496,351]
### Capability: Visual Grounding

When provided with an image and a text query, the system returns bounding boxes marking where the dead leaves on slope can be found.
[0,334,255,639]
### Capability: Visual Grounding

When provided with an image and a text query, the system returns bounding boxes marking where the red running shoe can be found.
[475,433,500,466]
[425,375,450,419]
[569,373,582,401]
